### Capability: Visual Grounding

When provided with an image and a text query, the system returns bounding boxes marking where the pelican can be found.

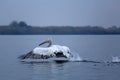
[19,39,73,61]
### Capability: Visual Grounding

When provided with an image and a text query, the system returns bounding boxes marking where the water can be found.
[0,35,120,80]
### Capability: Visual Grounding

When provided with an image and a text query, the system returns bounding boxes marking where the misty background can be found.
[0,0,120,27]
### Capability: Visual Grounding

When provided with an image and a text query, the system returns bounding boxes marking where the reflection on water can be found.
[21,62,68,80]
[20,60,120,80]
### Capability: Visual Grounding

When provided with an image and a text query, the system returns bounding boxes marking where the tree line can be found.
[0,21,120,35]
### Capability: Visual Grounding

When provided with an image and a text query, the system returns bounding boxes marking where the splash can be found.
[112,56,120,62]
[69,52,82,62]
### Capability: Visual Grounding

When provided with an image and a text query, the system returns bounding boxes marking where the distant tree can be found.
[18,21,27,27]
[9,21,18,27]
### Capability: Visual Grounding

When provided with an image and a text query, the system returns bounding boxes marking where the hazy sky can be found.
[0,0,120,27]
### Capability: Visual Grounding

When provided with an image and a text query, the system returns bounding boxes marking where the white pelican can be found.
[19,39,73,61]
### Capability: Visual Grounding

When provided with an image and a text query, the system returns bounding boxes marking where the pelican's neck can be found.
[39,39,52,47]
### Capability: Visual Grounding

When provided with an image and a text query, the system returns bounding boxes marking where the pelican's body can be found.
[19,40,73,62]
[33,45,71,58]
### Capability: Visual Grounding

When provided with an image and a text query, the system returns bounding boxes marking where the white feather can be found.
[33,45,71,58]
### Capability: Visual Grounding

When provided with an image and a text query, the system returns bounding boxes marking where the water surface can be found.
[0,35,120,80]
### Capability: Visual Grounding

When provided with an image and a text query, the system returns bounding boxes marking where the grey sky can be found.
[0,0,120,27]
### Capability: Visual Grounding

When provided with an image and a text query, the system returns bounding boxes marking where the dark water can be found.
[0,35,120,80]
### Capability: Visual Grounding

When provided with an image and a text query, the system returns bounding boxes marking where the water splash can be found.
[69,52,82,62]
[112,56,120,62]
